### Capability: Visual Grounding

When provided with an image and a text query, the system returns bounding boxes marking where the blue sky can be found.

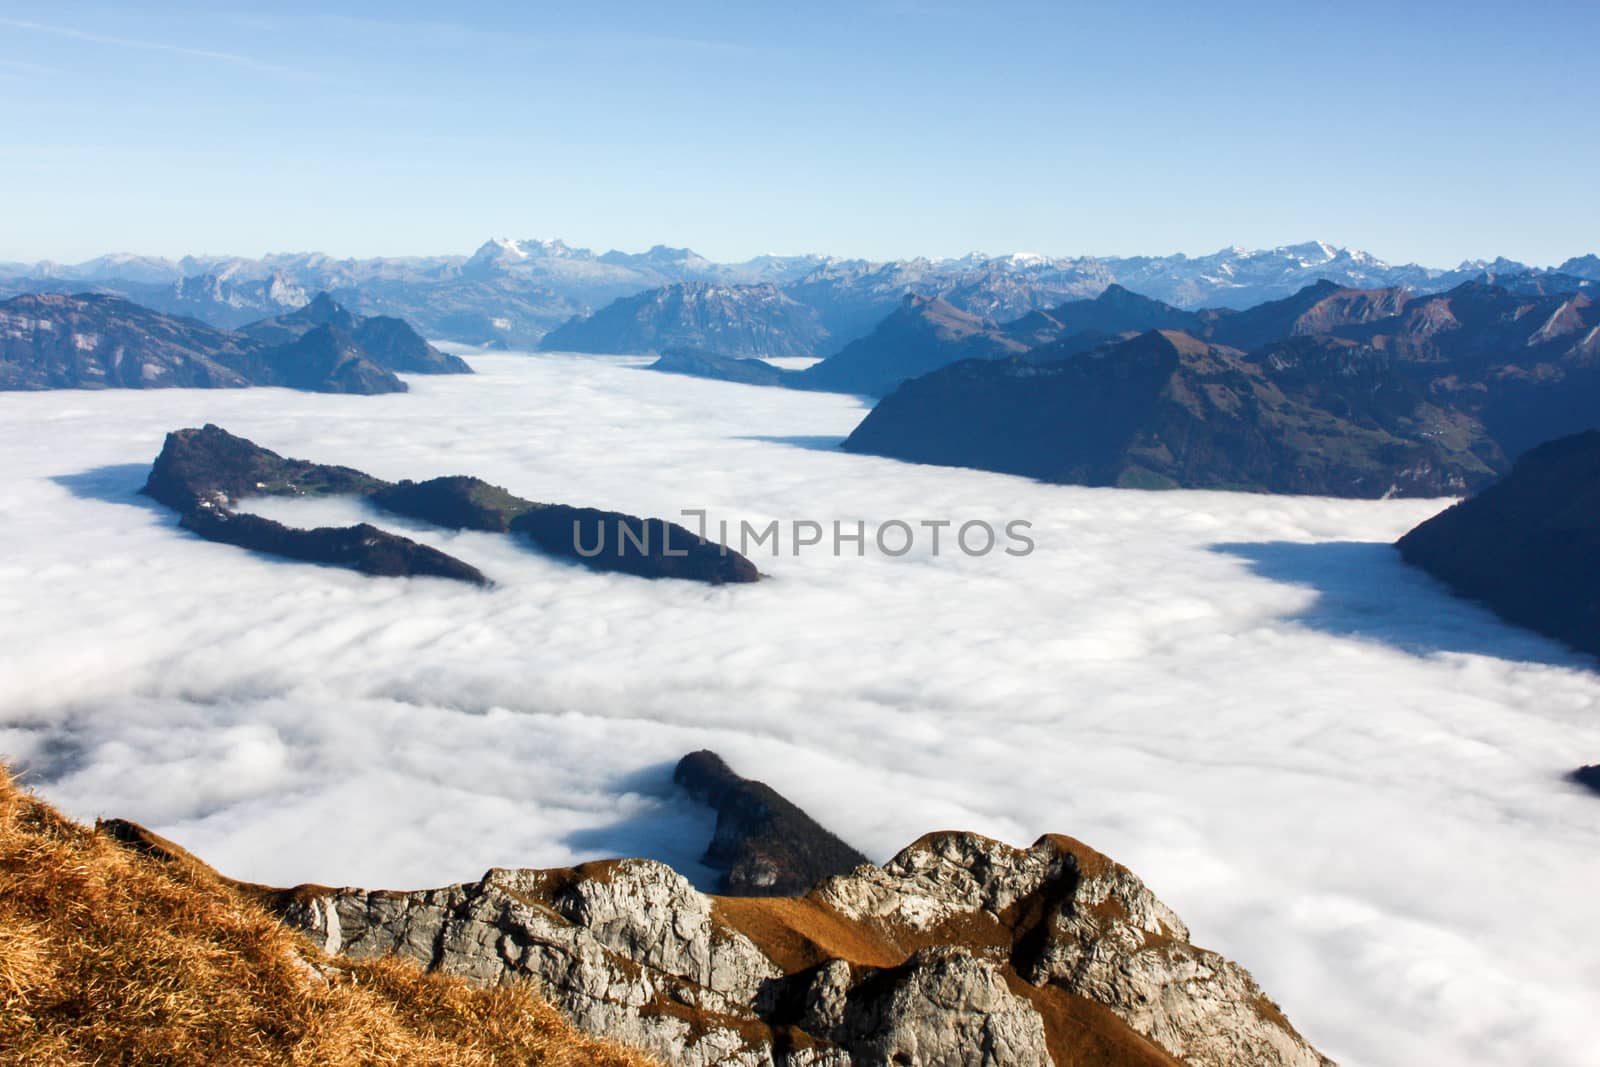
[3,0,1596,266]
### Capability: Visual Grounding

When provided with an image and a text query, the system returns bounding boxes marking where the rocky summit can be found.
[142,425,760,586]
[65,750,1334,1067]
[263,828,1330,1067]
[73,746,1336,1066]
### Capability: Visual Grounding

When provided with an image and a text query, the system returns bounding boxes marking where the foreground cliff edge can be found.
[0,765,653,1067]
[8,752,1336,1067]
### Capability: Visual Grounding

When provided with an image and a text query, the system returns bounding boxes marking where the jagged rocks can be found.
[281,861,783,1067]
[797,948,1051,1067]
[274,831,1331,1066]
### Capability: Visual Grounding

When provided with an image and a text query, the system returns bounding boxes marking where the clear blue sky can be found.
[3,0,1596,267]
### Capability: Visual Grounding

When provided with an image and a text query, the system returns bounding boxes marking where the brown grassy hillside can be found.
[0,768,656,1067]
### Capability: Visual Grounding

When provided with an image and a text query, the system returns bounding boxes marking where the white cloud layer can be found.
[1,353,1597,1066]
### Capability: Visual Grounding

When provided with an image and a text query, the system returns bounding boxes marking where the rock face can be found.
[540,283,832,358]
[1572,766,1600,794]
[0,290,463,393]
[1396,430,1600,657]
[673,751,868,896]
[142,426,760,586]
[272,830,1331,1067]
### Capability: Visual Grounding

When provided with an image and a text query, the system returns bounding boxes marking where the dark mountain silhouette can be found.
[646,346,796,387]
[223,323,407,395]
[842,278,1599,497]
[843,330,1494,496]
[1397,430,1600,658]
[237,292,470,374]
[672,750,869,896]
[376,475,760,584]
[143,425,760,586]
[797,295,1030,396]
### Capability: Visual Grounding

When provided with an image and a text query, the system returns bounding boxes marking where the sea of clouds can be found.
[1,352,1596,1066]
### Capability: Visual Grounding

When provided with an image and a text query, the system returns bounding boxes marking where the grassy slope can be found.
[0,768,656,1067]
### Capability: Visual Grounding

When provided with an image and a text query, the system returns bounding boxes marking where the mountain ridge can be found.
[0,290,457,394]
[8,238,1594,350]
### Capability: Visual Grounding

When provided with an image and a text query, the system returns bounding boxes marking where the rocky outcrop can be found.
[269,830,1329,1067]
[142,426,760,586]
[92,749,1329,1066]
[1572,766,1600,794]
[1397,430,1600,658]
[673,751,868,896]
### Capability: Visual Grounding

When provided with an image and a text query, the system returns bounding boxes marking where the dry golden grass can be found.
[0,768,657,1067]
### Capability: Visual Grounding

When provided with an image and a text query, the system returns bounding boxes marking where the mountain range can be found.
[5,238,1595,353]
[838,278,1600,497]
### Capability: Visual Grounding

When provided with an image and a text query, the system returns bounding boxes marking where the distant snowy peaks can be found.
[482,237,527,260]
[1279,240,1341,265]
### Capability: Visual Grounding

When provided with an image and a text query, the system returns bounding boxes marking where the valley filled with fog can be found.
[1,352,1596,1066]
